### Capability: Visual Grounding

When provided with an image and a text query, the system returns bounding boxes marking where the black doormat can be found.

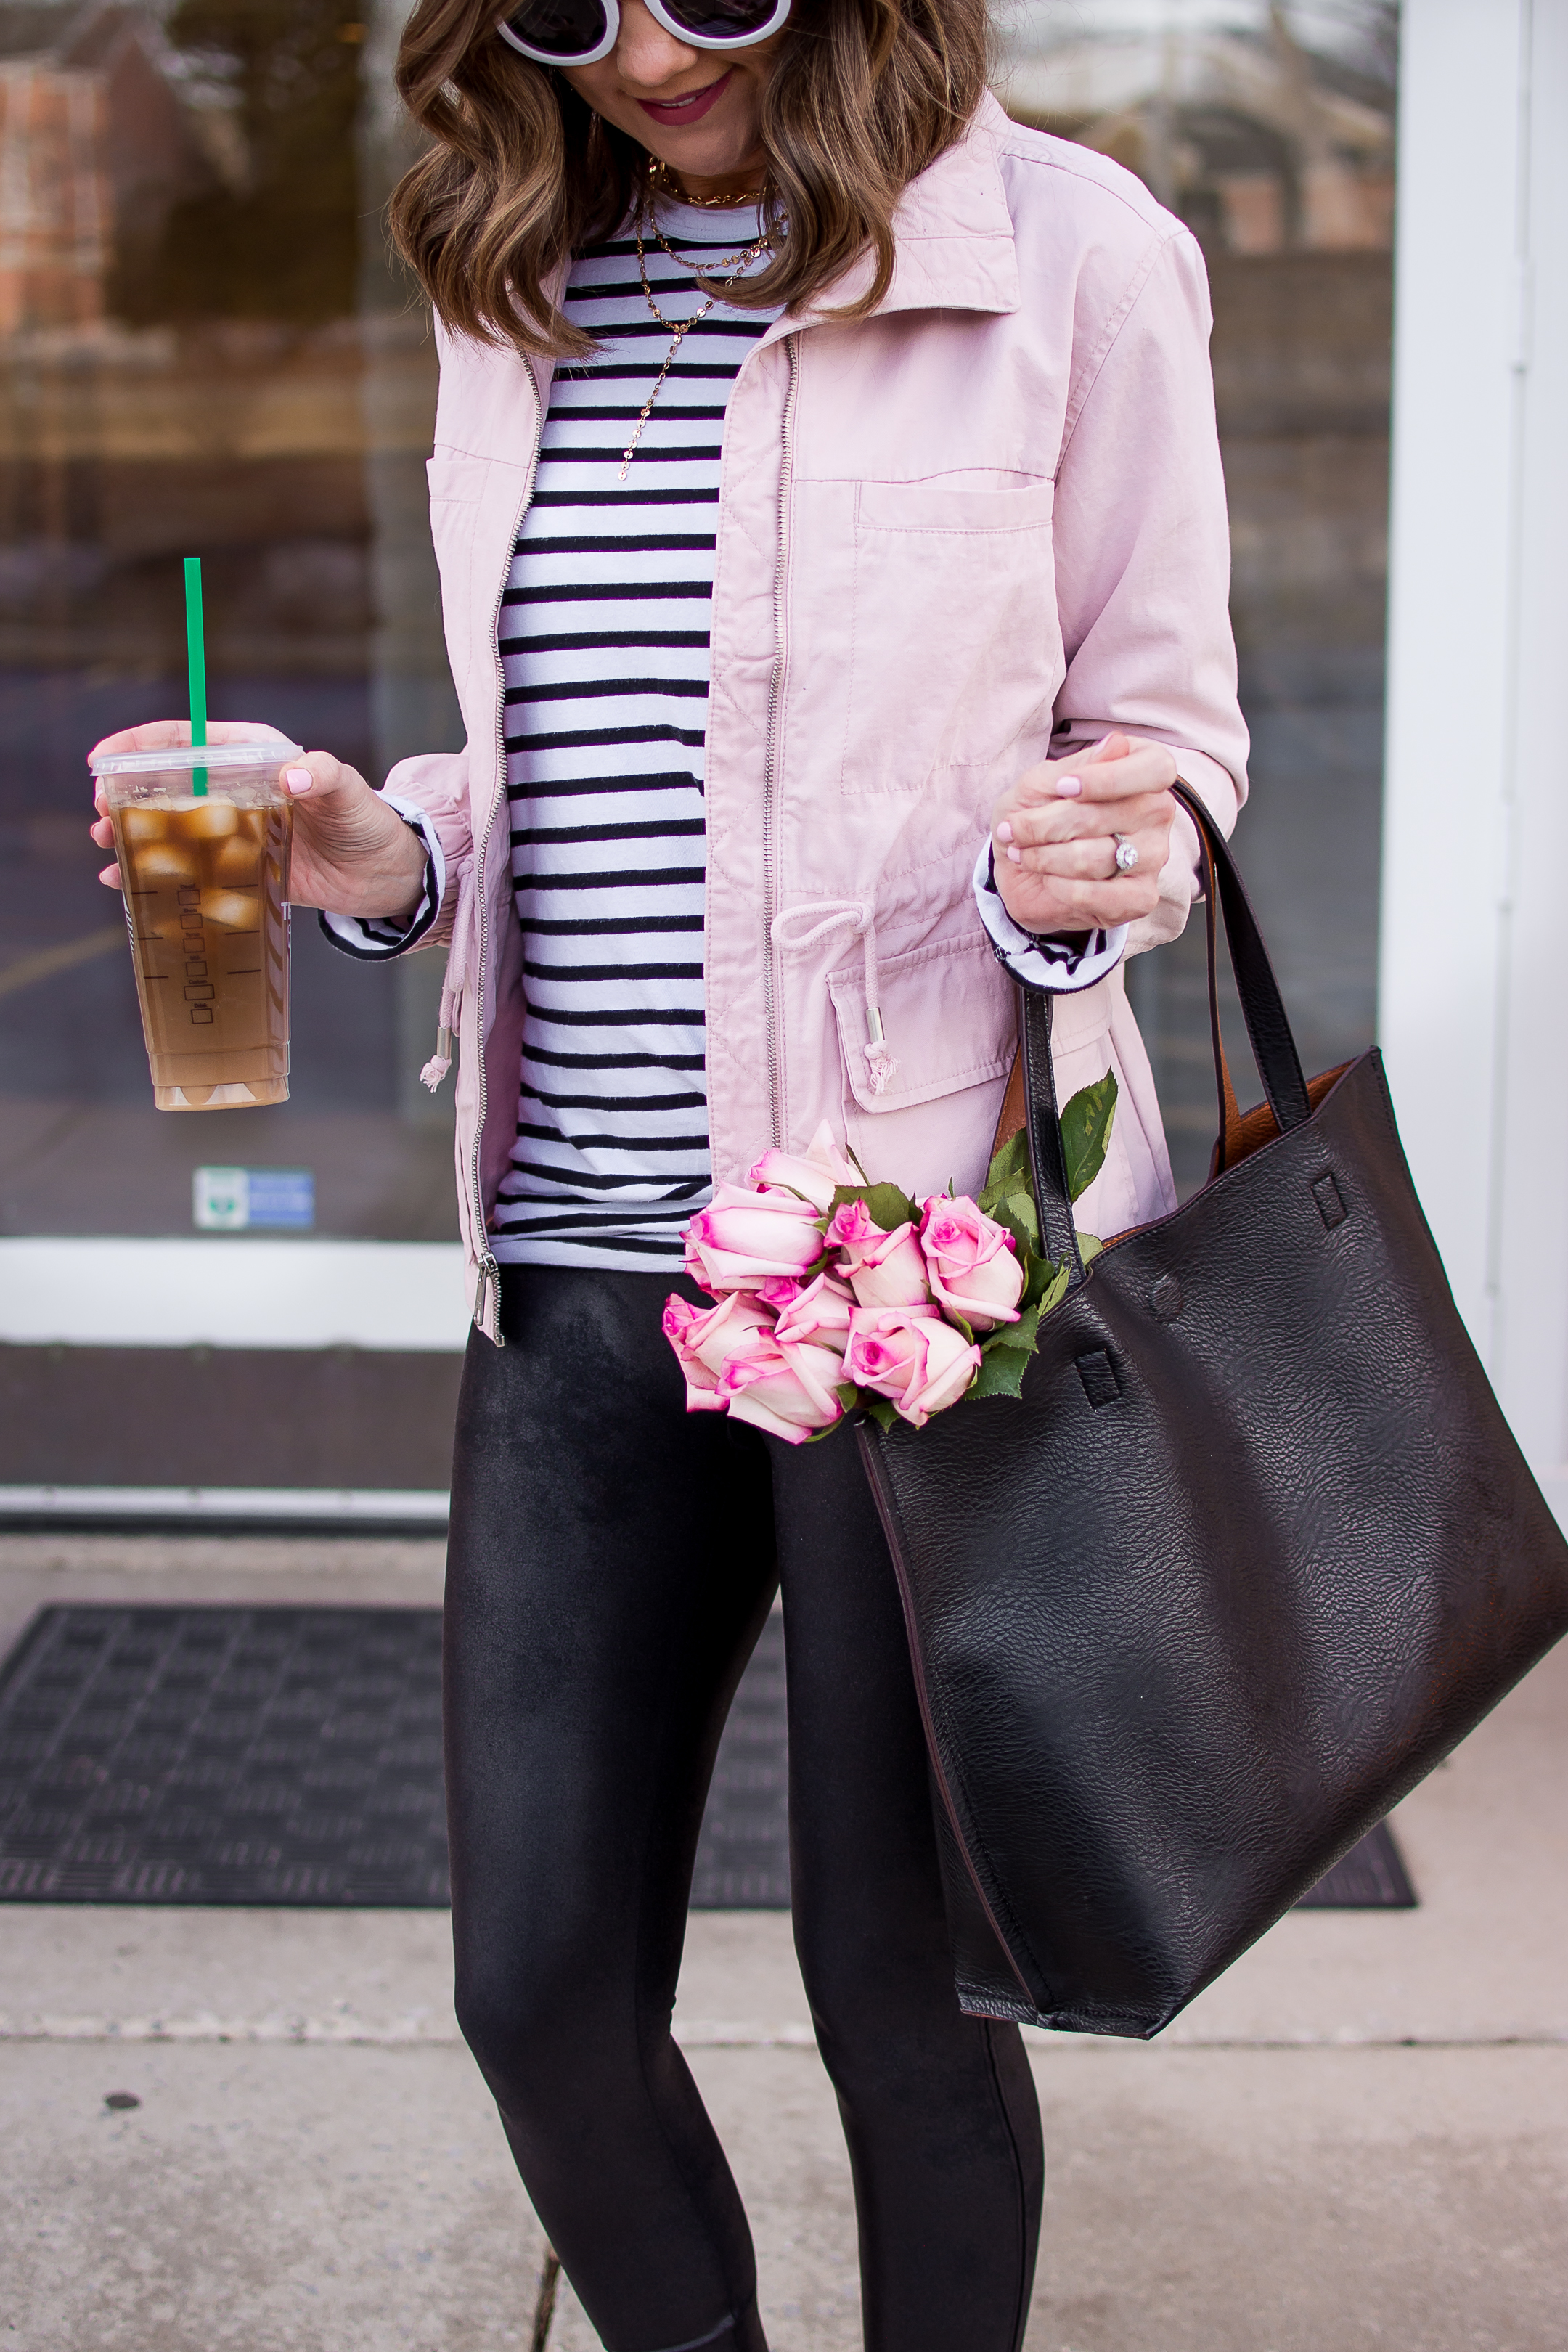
[0,1605,1408,1912]
[0,1606,449,1905]
[1292,1818,1416,1908]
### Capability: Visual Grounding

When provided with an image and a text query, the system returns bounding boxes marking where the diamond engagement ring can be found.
[1113,833,1140,874]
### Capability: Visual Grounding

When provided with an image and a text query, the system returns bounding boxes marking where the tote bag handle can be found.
[1021,783,1312,1293]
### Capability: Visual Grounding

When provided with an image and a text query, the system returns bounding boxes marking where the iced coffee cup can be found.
[92,740,302,1111]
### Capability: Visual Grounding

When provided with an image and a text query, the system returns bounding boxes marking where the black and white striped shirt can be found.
[489,198,778,1269]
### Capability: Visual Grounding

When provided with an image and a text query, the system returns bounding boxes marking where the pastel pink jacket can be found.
[389,93,1248,1340]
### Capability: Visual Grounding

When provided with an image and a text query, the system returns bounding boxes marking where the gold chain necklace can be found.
[648,156,766,210]
[621,205,771,480]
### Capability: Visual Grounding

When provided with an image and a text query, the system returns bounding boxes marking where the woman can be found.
[91,1,1246,2343]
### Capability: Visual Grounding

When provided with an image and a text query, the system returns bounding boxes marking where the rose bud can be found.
[748,1119,858,1213]
[753,1275,804,1314]
[844,1307,981,1429]
[662,1291,776,1411]
[917,1196,1024,1331]
[721,1336,847,1444]
[685,1183,825,1291]
[774,1270,857,1357]
[829,1201,932,1312]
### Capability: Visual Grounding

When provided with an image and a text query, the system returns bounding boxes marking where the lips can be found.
[637,68,733,126]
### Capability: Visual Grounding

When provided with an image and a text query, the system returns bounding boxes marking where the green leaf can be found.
[986,1297,1042,1355]
[989,1191,1038,1259]
[1020,1247,1060,1312]
[1077,1230,1103,1267]
[1036,1261,1071,1317]
[826,1181,919,1234]
[862,1392,898,1432]
[1060,1071,1119,1204]
[969,1346,1028,1401]
[982,1126,1031,1196]
[834,1382,859,1410]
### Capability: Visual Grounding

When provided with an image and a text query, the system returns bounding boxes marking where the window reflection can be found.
[0,1,1396,1238]
[998,1,1397,1190]
[0,0,457,1242]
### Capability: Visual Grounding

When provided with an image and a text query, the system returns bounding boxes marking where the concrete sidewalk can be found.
[1,1532,1564,2351]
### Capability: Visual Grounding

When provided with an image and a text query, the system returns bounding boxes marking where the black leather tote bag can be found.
[856,786,1568,2040]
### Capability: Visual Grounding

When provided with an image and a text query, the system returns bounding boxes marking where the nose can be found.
[613,0,701,88]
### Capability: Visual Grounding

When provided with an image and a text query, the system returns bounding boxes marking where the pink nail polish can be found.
[284,767,313,793]
[997,820,1014,844]
[1006,844,1021,864]
[1055,774,1083,799]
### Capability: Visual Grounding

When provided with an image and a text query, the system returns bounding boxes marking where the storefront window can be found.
[999,0,1397,1190]
[0,0,458,1243]
[1,0,1396,1245]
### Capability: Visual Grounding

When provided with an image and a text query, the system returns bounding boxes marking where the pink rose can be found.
[685,1183,824,1291]
[828,1199,932,1312]
[662,1291,776,1411]
[774,1270,857,1356]
[843,1307,981,1429]
[720,1336,847,1445]
[683,1221,719,1299]
[753,1275,804,1314]
[748,1119,859,1213]
[918,1195,1024,1331]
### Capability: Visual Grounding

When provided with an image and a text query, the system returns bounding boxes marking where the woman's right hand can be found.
[87,719,430,923]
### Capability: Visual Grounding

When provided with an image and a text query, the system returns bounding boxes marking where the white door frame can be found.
[1381,0,1568,1517]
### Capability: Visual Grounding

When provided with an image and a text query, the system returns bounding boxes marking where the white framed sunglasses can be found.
[497,0,793,68]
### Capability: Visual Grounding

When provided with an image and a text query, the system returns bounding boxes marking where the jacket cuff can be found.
[317,794,447,963]
[971,838,1127,994]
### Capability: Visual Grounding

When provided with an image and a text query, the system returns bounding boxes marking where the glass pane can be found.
[0,0,460,1242]
[997,1,1397,1191]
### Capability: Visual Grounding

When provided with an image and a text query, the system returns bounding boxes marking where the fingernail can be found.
[1005,844,1021,864]
[284,767,313,794]
[997,820,1014,844]
[1055,774,1083,799]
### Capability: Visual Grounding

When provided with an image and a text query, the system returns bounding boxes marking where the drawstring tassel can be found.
[769,897,899,1097]
[420,1026,453,1093]
[417,859,478,1096]
[863,1004,898,1097]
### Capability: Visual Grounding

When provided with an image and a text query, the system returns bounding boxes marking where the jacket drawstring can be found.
[419,859,478,1093]
[769,899,899,1098]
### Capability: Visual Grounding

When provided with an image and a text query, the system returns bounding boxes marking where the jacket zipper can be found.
[470,399,546,1346]
[761,333,799,1151]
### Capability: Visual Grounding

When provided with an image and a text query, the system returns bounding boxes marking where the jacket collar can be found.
[760,89,1020,343]
[466,89,1020,399]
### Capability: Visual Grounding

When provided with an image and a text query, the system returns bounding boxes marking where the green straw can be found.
[184,556,208,796]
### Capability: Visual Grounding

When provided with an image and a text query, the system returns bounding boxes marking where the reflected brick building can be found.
[0,1,209,335]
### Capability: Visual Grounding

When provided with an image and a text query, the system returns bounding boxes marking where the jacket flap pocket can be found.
[427,452,492,502]
[829,934,1015,1114]
[855,478,1056,535]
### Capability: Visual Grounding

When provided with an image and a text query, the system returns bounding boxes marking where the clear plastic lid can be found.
[91,738,303,777]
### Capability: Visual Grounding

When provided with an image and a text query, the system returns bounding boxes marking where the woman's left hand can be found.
[989,731,1177,934]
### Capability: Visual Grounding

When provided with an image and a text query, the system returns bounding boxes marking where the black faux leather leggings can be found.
[444,1265,1044,2352]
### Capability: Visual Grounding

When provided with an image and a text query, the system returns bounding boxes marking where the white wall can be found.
[1381,0,1568,1511]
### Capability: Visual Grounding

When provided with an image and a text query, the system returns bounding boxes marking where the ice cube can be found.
[202,889,260,929]
[135,841,199,883]
[213,836,261,884]
[121,806,169,842]
[181,797,240,839]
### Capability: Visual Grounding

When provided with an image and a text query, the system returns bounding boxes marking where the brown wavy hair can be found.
[389,0,989,358]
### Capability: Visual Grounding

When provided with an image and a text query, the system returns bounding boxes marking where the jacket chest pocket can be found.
[836,478,1060,796]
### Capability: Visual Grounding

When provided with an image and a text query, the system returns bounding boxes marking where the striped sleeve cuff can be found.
[972,838,1127,994]
[317,795,446,963]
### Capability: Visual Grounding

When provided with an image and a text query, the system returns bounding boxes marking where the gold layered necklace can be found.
[620,171,772,481]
